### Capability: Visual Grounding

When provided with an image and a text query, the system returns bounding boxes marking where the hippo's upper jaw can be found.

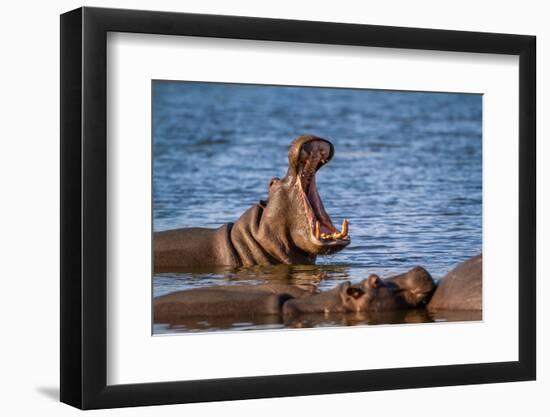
[286,135,350,255]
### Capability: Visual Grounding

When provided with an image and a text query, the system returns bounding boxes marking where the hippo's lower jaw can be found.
[299,175,350,254]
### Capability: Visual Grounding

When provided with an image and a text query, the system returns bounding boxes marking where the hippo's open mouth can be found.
[296,139,350,249]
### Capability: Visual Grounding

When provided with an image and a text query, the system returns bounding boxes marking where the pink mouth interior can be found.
[297,141,342,238]
[305,176,337,235]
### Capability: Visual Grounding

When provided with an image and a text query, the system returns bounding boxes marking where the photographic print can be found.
[60,9,536,407]
[152,81,483,334]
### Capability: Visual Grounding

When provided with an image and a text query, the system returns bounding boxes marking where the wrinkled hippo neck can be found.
[230,203,315,266]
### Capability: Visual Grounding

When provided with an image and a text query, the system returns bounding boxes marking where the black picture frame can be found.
[60,6,536,410]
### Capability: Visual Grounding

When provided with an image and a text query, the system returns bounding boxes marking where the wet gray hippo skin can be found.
[283,266,436,315]
[281,282,363,316]
[154,267,436,323]
[154,284,315,322]
[154,135,350,271]
[384,266,436,308]
[428,254,482,311]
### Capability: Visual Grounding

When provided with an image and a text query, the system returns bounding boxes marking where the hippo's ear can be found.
[364,274,382,289]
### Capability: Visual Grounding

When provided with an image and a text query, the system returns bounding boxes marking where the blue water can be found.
[152,81,482,327]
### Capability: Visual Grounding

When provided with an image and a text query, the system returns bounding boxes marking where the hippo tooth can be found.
[341,219,349,237]
[315,221,320,240]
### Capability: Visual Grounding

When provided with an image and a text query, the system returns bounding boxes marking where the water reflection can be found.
[153,264,482,333]
[154,264,354,297]
[153,308,482,334]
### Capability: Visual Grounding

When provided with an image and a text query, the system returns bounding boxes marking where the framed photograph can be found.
[60,6,536,409]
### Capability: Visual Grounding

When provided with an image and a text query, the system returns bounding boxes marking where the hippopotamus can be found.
[154,284,315,322]
[283,266,436,315]
[428,254,482,311]
[154,135,350,271]
[154,266,436,323]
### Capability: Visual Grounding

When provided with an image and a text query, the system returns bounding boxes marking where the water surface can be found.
[152,81,482,332]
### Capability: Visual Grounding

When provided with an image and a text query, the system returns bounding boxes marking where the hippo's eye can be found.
[269,177,280,188]
[346,287,364,299]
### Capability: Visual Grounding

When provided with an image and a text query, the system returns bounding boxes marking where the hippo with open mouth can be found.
[154,135,350,271]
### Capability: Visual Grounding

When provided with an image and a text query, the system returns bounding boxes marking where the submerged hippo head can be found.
[282,280,364,315]
[353,268,436,311]
[257,135,350,260]
[283,268,435,316]
[348,274,408,311]
[384,266,436,307]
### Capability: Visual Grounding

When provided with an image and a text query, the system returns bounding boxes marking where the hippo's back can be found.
[428,254,482,311]
[153,224,239,270]
[154,287,292,322]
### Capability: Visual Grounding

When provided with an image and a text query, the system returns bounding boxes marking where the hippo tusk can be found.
[341,219,349,238]
[319,221,349,241]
